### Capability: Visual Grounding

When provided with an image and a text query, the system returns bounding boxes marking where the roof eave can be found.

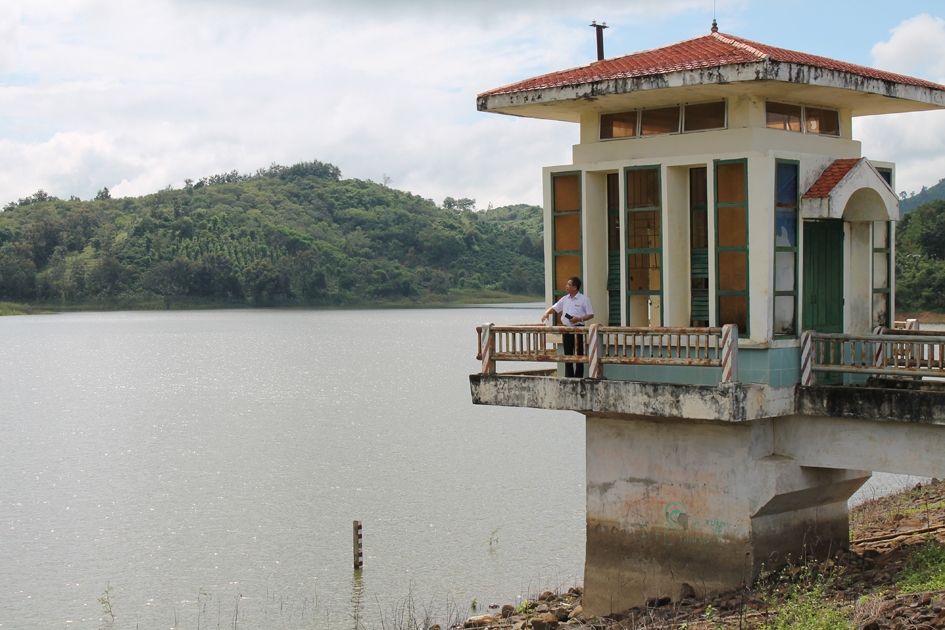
[478,59,945,121]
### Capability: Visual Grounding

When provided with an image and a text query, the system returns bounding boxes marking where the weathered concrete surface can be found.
[796,384,945,424]
[471,374,945,615]
[470,373,746,420]
[471,374,945,427]
[583,416,868,615]
[775,415,945,478]
[469,374,803,422]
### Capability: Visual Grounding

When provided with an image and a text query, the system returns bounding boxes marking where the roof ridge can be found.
[710,31,769,61]
[604,32,716,62]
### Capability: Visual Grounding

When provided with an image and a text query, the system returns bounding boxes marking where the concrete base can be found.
[583,414,869,615]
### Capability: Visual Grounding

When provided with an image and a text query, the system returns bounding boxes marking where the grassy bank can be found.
[0,301,58,315]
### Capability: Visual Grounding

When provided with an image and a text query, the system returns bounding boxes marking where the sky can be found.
[0,1,944,209]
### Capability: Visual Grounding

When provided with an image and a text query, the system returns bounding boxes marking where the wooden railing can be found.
[800,326,945,384]
[477,323,739,382]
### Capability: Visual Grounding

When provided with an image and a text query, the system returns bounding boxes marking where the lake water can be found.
[0,306,585,630]
[0,307,929,629]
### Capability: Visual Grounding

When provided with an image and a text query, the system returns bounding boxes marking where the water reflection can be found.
[350,570,365,630]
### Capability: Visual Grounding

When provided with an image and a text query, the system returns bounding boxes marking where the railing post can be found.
[720,324,738,383]
[480,323,496,374]
[800,330,814,386]
[587,324,603,379]
[872,326,886,369]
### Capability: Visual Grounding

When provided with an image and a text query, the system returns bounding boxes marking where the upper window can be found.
[766,101,840,137]
[600,111,638,139]
[684,101,726,132]
[641,107,680,135]
[600,101,726,140]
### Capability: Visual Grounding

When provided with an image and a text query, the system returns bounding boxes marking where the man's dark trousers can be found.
[563,329,585,378]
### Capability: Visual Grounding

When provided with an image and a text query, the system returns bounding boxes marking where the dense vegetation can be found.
[0,161,544,308]
[896,198,945,312]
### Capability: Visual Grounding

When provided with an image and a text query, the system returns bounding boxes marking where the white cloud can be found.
[0,1,605,205]
[859,14,945,198]
[857,111,945,198]
[12,1,942,211]
[870,14,945,81]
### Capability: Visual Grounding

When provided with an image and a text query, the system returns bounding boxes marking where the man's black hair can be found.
[568,277,581,290]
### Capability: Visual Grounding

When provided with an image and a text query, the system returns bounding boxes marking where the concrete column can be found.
[583,415,868,615]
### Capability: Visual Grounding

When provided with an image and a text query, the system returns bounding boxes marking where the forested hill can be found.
[900,178,945,215]
[0,160,544,308]
[896,198,945,312]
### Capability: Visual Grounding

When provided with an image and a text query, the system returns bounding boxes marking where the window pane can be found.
[607,173,620,211]
[608,213,619,251]
[626,169,660,208]
[690,167,707,207]
[718,207,746,247]
[872,293,889,328]
[553,175,580,212]
[555,255,581,291]
[691,209,708,248]
[775,251,795,292]
[601,112,637,139]
[806,107,840,136]
[776,162,798,205]
[555,214,581,252]
[628,253,661,291]
[684,101,726,132]
[766,102,802,131]
[627,210,661,249]
[774,296,796,336]
[640,106,680,135]
[876,168,893,187]
[716,162,746,203]
[873,252,889,289]
[718,251,747,291]
[719,295,748,332]
[775,209,797,247]
[873,221,889,249]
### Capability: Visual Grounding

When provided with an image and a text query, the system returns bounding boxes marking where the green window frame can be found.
[551,172,583,321]
[714,159,749,336]
[606,172,622,325]
[624,165,663,326]
[872,221,891,328]
[773,160,799,337]
[690,167,709,326]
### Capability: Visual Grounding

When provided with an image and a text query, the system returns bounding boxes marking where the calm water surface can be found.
[1,308,929,629]
[1,306,584,630]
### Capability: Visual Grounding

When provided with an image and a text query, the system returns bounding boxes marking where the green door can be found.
[803,220,843,333]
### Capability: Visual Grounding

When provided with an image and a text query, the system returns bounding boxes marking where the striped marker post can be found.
[720,324,738,383]
[353,520,363,570]
[587,324,602,379]
[872,326,886,369]
[800,330,814,386]
[480,323,495,374]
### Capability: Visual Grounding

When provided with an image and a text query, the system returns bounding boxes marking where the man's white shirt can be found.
[551,292,594,326]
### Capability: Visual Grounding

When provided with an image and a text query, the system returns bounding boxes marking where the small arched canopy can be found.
[800,158,899,221]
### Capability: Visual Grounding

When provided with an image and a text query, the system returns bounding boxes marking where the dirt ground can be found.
[462,479,945,629]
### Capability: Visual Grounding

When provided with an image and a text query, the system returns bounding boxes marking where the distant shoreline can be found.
[0,292,544,316]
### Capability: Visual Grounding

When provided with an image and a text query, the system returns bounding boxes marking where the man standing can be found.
[542,276,594,377]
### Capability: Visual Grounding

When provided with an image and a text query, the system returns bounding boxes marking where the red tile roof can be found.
[802,158,862,199]
[479,32,945,98]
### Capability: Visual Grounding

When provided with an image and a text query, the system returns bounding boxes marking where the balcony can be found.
[470,323,945,425]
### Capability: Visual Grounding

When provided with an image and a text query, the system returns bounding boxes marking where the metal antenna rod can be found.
[590,20,609,61]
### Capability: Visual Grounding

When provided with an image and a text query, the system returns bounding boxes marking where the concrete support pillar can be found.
[583,415,869,615]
